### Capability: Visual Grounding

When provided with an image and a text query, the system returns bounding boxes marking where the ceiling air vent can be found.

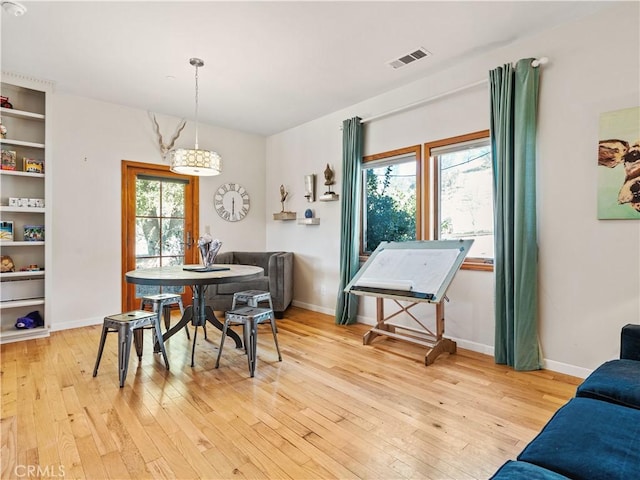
[387,47,432,70]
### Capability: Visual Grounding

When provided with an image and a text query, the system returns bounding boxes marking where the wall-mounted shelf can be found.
[1,271,44,280]
[0,170,44,179]
[1,107,45,121]
[298,218,320,225]
[319,193,339,202]
[273,212,297,221]
[0,241,45,247]
[0,206,45,213]
[0,139,45,149]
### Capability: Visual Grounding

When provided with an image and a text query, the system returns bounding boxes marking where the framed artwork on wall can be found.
[597,106,640,220]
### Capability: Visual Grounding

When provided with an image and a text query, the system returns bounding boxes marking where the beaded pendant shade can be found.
[170,58,222,176]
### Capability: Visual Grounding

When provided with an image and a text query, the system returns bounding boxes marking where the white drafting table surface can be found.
[346,240,473,303]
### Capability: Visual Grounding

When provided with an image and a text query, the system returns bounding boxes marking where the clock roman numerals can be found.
[214,183,250,222]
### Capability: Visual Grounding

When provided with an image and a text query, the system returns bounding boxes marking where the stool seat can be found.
[232,290,274,310]
[216,306,282,377]
[232,290,277,333]
[93,310,169,387]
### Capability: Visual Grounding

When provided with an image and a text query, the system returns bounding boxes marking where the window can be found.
[361,146,421,255]
[426,130,493,270]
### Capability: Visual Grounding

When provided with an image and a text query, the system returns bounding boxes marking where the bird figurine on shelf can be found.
[279,184,288,212]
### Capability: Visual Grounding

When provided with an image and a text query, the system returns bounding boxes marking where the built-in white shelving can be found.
[0,72,52,344]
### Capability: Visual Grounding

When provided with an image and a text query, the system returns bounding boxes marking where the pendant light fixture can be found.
[170,58,222,176]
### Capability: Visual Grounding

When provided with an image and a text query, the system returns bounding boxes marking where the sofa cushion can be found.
[217,277,269,295]
[621,324,640,361]
[518,397,640,480]
[576,359,640,409]
[490,460,570,480]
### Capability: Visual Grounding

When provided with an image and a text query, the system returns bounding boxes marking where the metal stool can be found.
[215,306,282,377]
[93,310,169,388]
[232,290,277,332]
[140,293,197,339]
[231,290,274,310]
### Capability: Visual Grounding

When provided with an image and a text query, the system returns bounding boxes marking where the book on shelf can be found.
[23,158,44,174]
[1,149,16,170]
[0,221,14,241]
[23,225,44,242]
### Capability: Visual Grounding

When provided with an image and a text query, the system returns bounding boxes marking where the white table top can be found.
[125,264,263,286]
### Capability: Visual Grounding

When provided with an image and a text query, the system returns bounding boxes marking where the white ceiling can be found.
[1,1,613,136]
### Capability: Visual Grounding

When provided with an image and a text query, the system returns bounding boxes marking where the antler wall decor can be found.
[150,113,186,161]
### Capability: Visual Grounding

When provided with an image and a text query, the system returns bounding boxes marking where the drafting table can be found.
[345,240,473,366]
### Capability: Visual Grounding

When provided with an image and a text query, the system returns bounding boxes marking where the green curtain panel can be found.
[335,117,363,325]
[490,59,542,370]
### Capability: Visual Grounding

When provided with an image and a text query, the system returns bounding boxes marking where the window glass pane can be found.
[161,219,185,256]
[364,159,416,253]
[136,218,160,256]
[136,178,160,217]
[162,180,185,217]
[136,257,159,269]
[437,144,493,259]
[161,256,183,267]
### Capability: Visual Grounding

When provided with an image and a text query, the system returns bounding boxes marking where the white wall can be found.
[266,3,640,376]
[50,94,266,331]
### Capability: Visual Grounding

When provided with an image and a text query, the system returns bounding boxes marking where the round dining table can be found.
[125,264,263,367]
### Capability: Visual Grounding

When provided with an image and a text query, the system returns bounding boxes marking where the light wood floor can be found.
[1,306,581,479]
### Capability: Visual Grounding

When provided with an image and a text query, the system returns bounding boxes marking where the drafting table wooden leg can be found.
[424,301,456,365]
[425,338,457,366]
[363,297,395,345]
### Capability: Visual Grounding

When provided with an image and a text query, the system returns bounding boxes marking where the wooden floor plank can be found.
[0,306,581,479]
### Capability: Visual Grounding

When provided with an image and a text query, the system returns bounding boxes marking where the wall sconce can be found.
[304,174,316,202]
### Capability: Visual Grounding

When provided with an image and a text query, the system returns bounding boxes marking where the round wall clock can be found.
[214,182,250,222]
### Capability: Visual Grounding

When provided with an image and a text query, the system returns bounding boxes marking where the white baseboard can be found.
[50,316,103,332]
[291,300,336,316]
[542,359,592,379]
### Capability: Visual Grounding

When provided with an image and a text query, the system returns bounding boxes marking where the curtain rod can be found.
[357,56,548,125]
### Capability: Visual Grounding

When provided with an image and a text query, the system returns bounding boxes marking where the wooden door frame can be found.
[121,160,200,311]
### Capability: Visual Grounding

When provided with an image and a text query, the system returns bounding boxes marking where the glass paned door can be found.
[134,176,188,298]
[121,161,199,312]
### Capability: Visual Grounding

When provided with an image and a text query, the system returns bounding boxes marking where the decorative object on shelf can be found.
[279,184,288,211]
[15,311,44,330]
[169,57,222,176]
[214,182,250,222]
[319,163,339,201]
[273,184,297,220]
[151,114,186,162]
[0,119,6,138]
[23,157,44,174]
[304,208,313,218]
[0,95,12,108]
[8,197,43,207]
[0,221,14,241]
[0,255,15,272]
[304,174,316,202]
[23,225,44,241]
[1,149,16,170]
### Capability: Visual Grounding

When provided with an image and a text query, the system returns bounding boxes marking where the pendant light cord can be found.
[194,63,200,150]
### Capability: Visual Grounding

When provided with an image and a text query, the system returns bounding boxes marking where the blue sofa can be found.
[491,324,640,480]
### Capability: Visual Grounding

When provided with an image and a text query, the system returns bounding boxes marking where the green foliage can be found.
[364,168,416,253]
[135,178,185,258]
